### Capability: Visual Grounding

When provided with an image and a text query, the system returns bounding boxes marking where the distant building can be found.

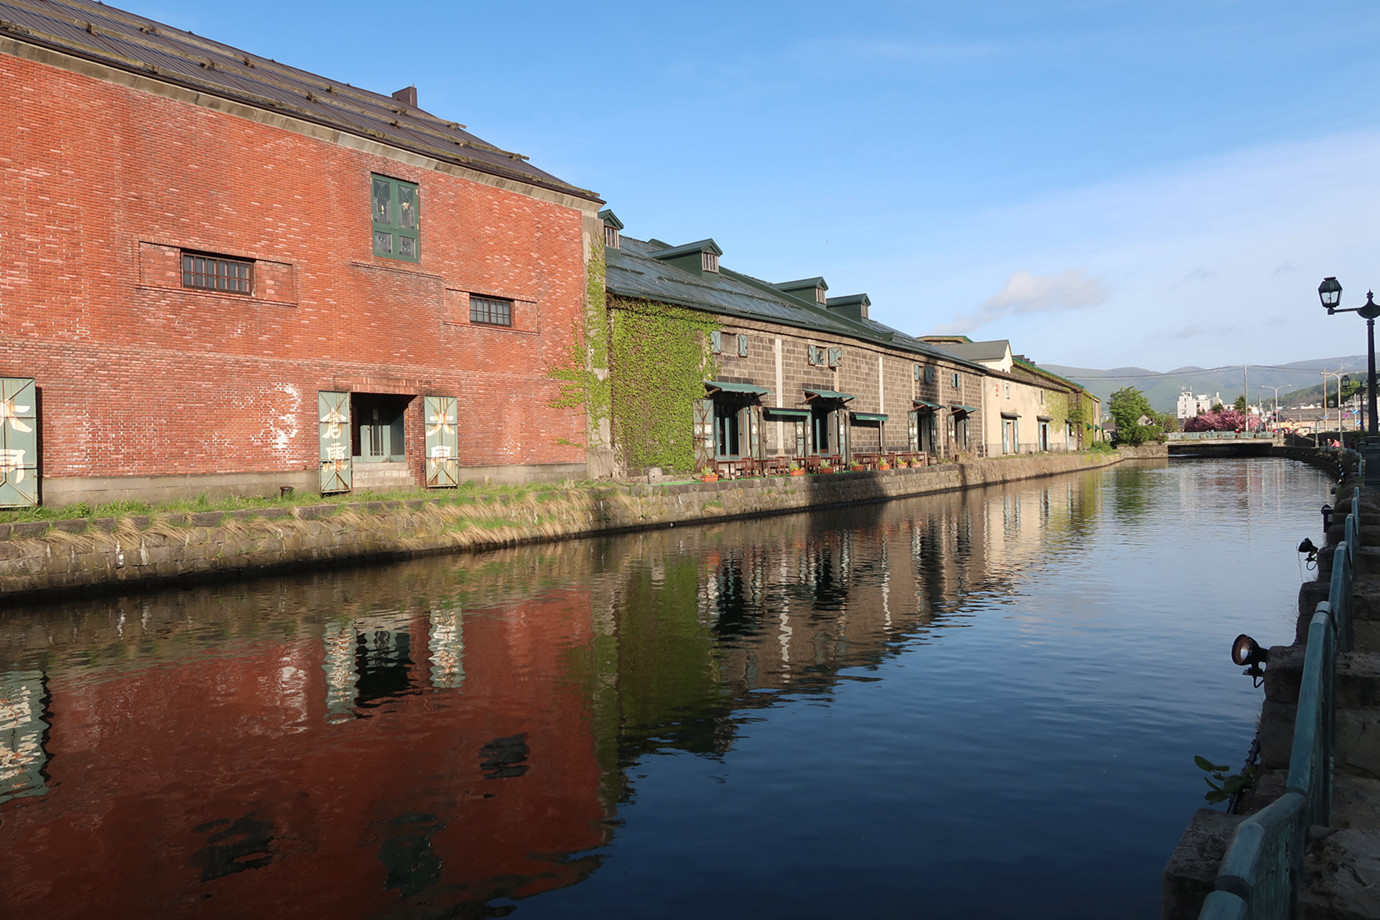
[1177,390,1224,419]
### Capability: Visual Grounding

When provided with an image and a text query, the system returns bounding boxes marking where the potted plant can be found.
[788,462,805,476]
[878,459,891,470]
[818,461,833,474]
[850,462,865,472]
[699,468,719,483]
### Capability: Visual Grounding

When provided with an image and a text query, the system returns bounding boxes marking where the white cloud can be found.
[936,268,1105,333]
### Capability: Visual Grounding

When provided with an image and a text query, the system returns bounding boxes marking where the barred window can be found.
[181,252,252,294]
[470,295,513,327]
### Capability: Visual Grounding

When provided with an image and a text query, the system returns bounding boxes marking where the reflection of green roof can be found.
[804,387,854,402]
[705,380,768,395]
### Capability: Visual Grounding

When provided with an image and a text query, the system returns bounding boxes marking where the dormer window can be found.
[599,209,624,252]
[702,251,719,273]
[815,287,827,304]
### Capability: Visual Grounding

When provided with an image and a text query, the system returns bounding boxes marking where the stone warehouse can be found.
[0,0,604,507]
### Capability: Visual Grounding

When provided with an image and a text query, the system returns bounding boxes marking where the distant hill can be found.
[1043,357,1369,414]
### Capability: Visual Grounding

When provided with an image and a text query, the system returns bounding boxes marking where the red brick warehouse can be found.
[0,0,604,507]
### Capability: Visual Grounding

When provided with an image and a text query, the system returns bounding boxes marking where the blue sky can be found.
[125,1,1378,372]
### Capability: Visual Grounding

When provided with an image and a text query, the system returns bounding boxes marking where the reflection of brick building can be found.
[0,592,609,918]
[0,0,601,508]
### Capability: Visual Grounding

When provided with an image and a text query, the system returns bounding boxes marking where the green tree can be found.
[1109,386,1163,446]
[1234,394,1248,413]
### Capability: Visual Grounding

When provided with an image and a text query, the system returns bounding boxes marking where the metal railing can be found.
[1197,473,1359,918]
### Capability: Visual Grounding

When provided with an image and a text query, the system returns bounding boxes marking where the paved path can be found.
[1297,488,1380,919]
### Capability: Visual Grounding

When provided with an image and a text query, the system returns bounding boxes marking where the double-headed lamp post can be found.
[1318,277,1380,442]
[1260,384,1290,433]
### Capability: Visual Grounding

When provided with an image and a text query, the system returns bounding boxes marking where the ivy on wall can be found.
[549,239,612,448]
[607,296,719,474]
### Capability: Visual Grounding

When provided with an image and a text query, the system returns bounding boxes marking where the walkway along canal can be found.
[0,456,1333,919]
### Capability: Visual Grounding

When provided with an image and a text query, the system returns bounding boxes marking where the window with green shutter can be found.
[710,331,722,354]
[424,395,460,488]
[371,175,419,262]
[318,391,352,494]
[0,378,38,508]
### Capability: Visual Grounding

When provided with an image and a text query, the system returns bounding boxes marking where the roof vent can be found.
[826,294,870,321]
[650,239,723,275]
[774,278,829,305]
[391,85,417,108]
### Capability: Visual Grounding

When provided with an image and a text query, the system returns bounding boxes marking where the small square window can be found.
[181,252,253,294]
[470,295,513,326]
[372,174,419,262]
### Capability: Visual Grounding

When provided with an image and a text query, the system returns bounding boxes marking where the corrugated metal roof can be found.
[608,236,985,368]
[0,0,600,202]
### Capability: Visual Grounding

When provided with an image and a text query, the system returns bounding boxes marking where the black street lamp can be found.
[1318,277,1380,442]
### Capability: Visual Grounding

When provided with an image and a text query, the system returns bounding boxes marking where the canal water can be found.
[0,457,1331,919]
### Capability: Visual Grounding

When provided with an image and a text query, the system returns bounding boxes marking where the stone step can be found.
[1337,707,1380,781]
[1298,828,1380,920]
[1333,774,1380,830]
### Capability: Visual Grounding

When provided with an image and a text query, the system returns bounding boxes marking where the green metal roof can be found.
[764,407,810,418]
[851,412,889,423]
[606,237,986,367]
[951,404,977,414]
[705,380,768,396]
[913,399,944,410]
[804,387,854,402]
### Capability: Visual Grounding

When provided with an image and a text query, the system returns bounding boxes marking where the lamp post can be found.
[1322,369,1347,442]
[1320,278,1380,482]
[1260,384,1290,434]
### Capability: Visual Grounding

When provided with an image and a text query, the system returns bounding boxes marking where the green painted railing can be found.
[1197,475,1358,919]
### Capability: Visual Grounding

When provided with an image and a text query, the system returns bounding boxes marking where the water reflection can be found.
[0,458,1315,919]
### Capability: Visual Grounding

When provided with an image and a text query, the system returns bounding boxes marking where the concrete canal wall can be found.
[0,451,1125,601]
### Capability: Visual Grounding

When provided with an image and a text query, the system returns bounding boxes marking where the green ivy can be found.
[608,297,719,473]
[548,238,612,447]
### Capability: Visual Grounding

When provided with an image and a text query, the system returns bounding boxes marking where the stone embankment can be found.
[1163,449,1380,919]
[0,451,1127,601]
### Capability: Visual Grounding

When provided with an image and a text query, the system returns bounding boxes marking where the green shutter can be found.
[318,391,352,494]
[693,398,713,470]
[710,331,722,354]
[828,347,841,368]
[737,334,748,357]
[424,395,460,488]
[0,378,38,508]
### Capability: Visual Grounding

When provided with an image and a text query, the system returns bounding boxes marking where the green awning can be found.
[913,399,944,410]
[705,380,768,396]
[804,387,855,402]
[851,412,889,423]
[764,407,810,419]
[951,404,976,414]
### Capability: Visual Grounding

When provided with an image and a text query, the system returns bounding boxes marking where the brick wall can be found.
[0,51,598,503]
